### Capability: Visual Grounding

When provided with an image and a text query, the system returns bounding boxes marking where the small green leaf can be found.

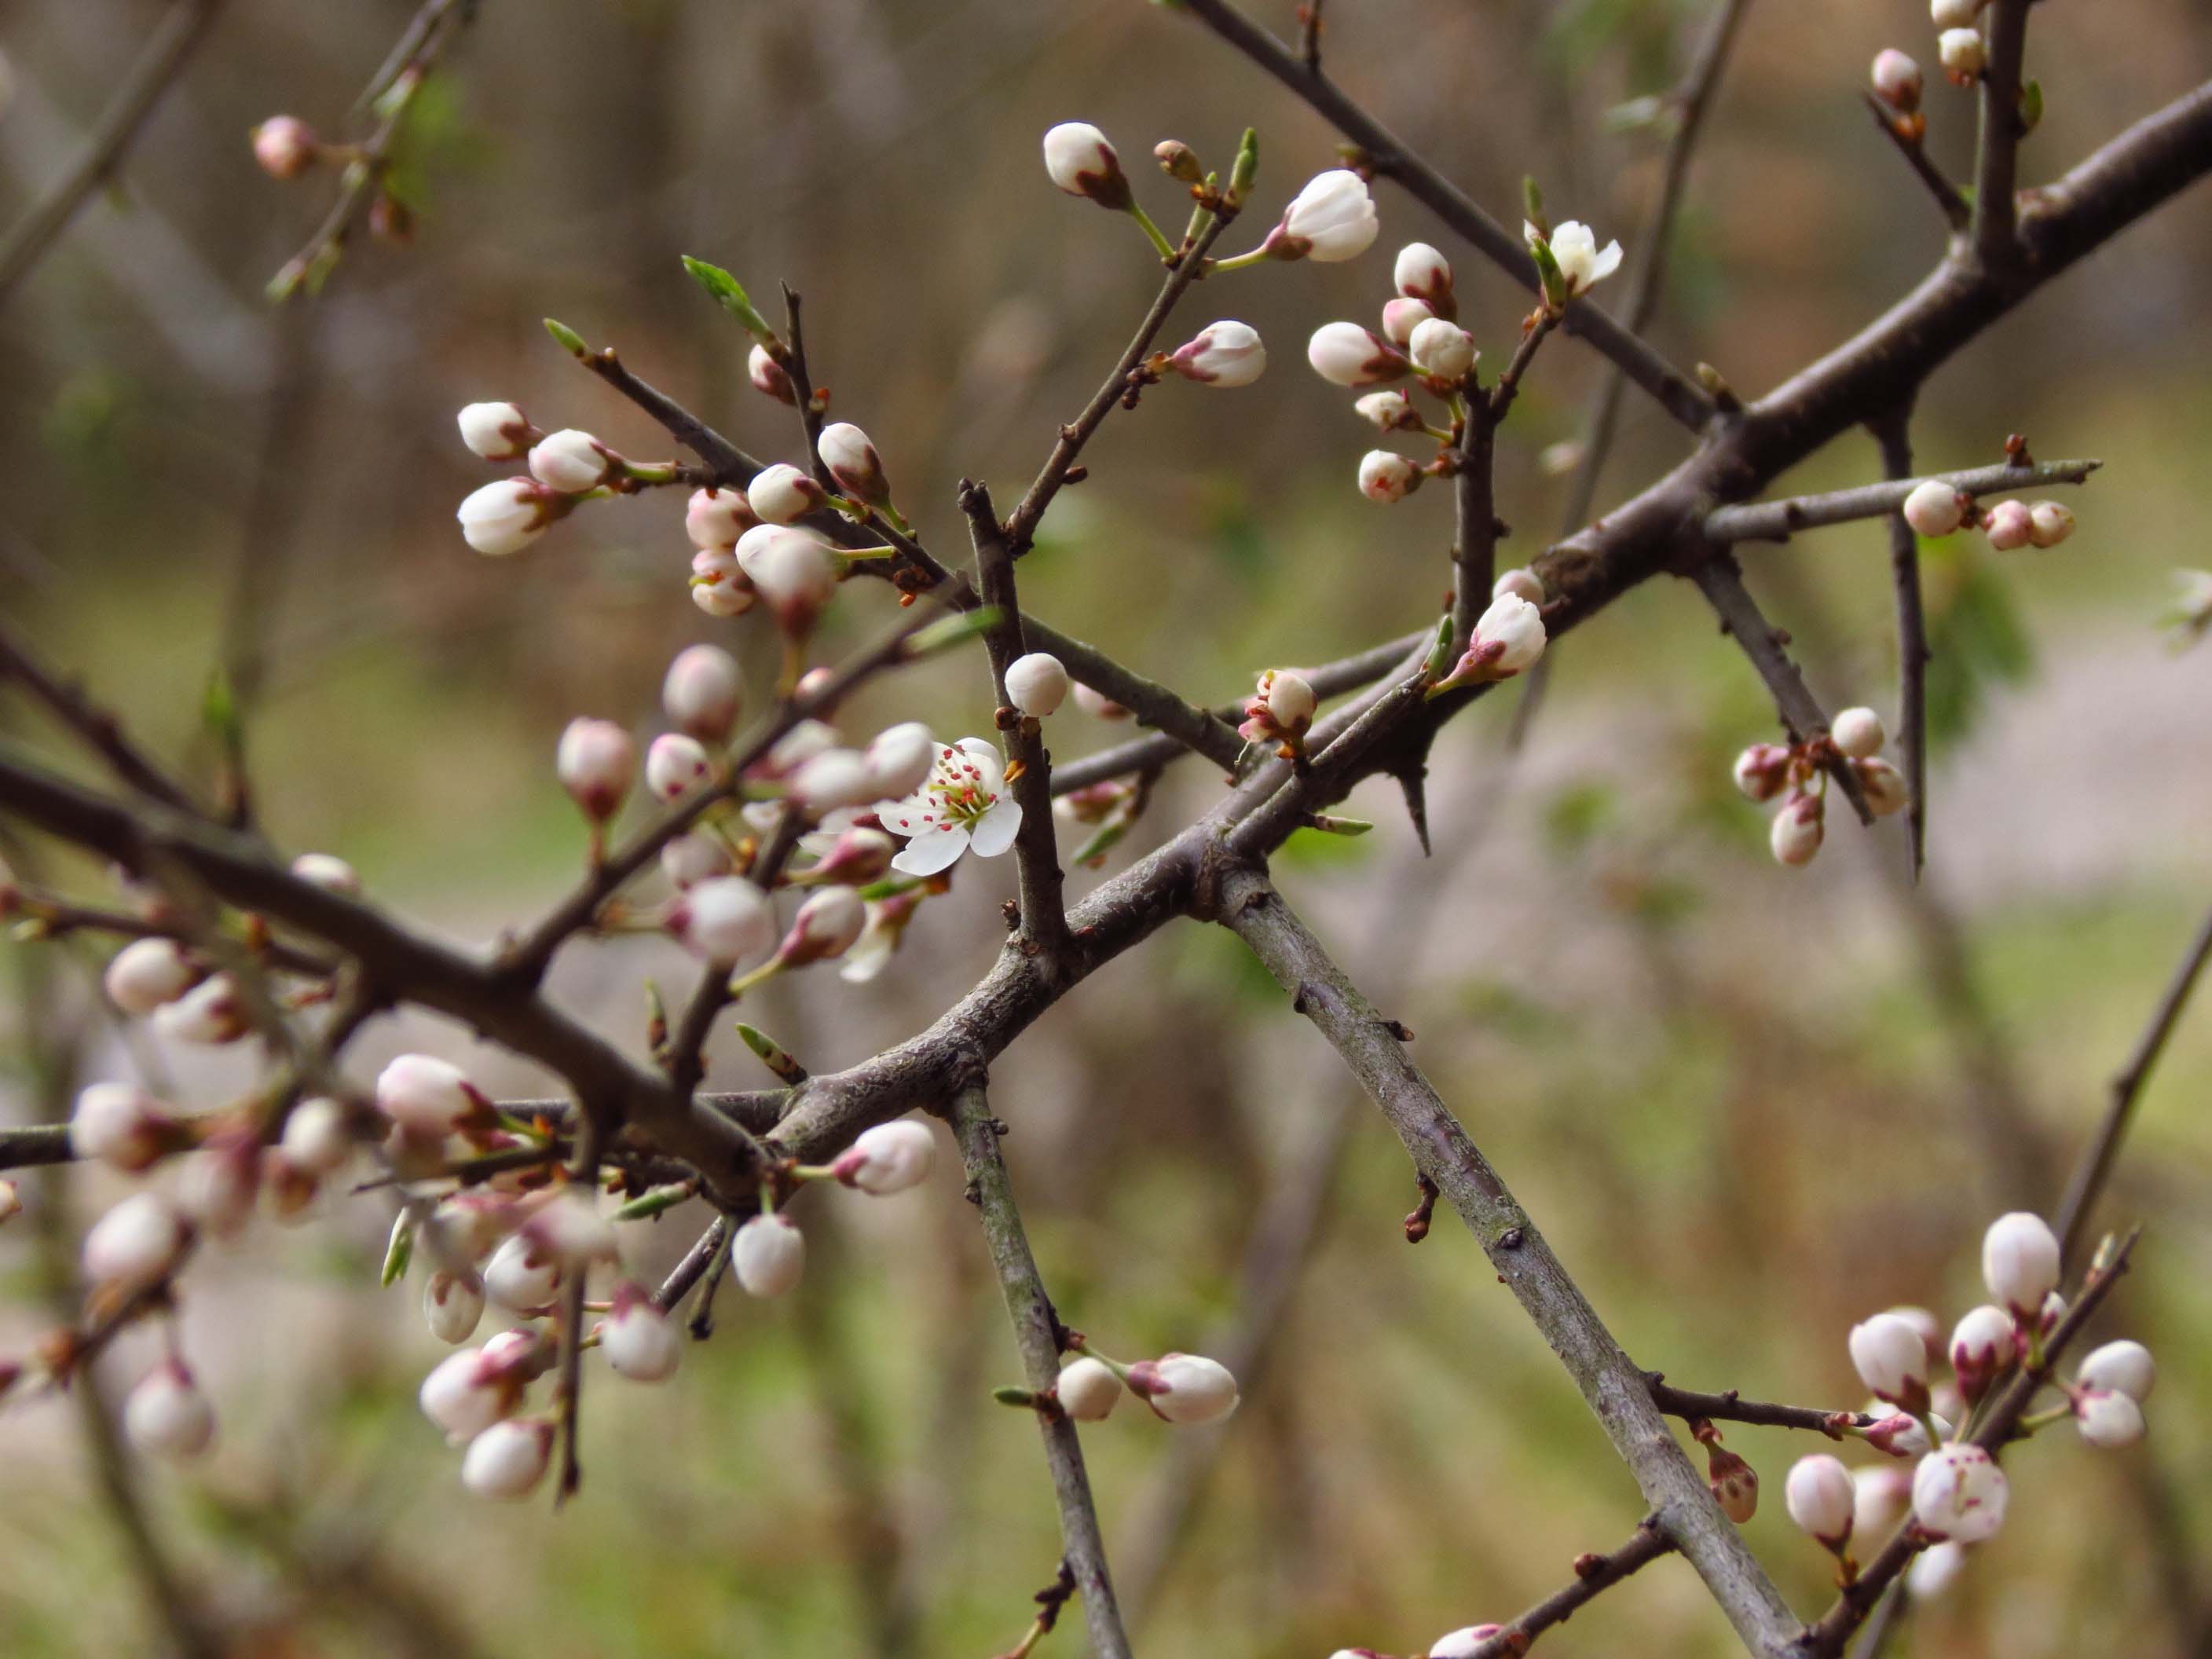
[1522,177,1549,240]
[543,317,589,357]
[380,1212,415,1287]
[1527,233,1568,312]
[201,668,240,748]
[1422,612,1456,682]
[903,606,1004,660]
[1305,815,1373,837]
[1227,127,1259,207]
[679,255,778,343]
[612,1182,697,1221]
[2020,79,2044,135]
[735,1022,808,1086]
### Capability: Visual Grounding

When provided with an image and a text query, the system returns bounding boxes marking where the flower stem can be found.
[1207,247,1271,273]
[1126,202,1178,262]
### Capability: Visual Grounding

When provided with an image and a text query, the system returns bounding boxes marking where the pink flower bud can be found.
[1901,478,1965,538]
[1379,296,1436,346]
[1123,1352,1239,1424]
[82,1191,192,1291]
[645,732,714,803]
[661,830,734,889]
[458,476,572,556]
[426,1268,486,1345]
[180,1131,261,1240]
[375,1053,488,1137]
[1855,757,1910,818]
[71,1082,178,1172]
[251,115,318,179]
[1732,743,1793,802]
[748,463,830,525]
[1492,568,1545,606]
[1981,1211,2060,1319]
[1072,683,1130,720]
[102,937,197,1015]
[460,1417,555,1498]
[1264,170,1379,262]
[1353,389,1419,431]
[1830,706,1884,759]
[1429,1628,1502,1659]
[1948,1305,2016,1403]
[1853,1463,1912,1540]
[1056,1357,1120,1421]
[748,342,797,405]
[1168,320,1268,387]
[1042,122,1132,210]
[1871,49,1923,114]
[602,1281,682,1380]
[456,401,535,462]
[779,886,866,966]
[789,748,873,815]
[690,546,756,617]
[483,1232,563,1313]
[1006,652,1071,717]
[1983,498,2034,551]
[801,825,895,887]
[1307,322,1409,388]
[819,423,892,507]
[1407,317,1477,381]
[1850,1312,1932,1411]
[1770,792,1825,867]
[2074,1387,2145,1449]
[661,644,742,744]
[1911,1444,2007,1542]
[830,1120,937,1195]
[685,485,759,550]
[556,718,636,822]
[527,428,617,494]
[734,1214,807,1298]
[735,524,839,635]
[1785,1454,1855,1546]
[1436,594,1547,690]
[152,972,248,1045]
[124,1358,216,1460]
[1938,27,1986,81]
[668,876,776,966]
[1358,450,1419,504]
[1394,241,1456,314]
[2027,500,2075,548]
[2076,1339,2154,1402]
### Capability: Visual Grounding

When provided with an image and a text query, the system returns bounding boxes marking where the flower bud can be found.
[1862,1408,1950,1458]
[1167,320,1268,387]
[71,1082,178,1172]
[1708,1444,1760,1523]
[686,485,759,550]
[1930,0,1981,29]
[456,401,534,462]
[483,1232,563,1313]
[152,973,248,1045]
[290,851,360,895]
[1938,27,1987,81]
[1947,1305,2016,1403]
[421,1330,550,1444]
[1983,498,2033,551]
[800,825,895,887]
[830,1120,937,1195]
[669,876,776,966]
[602,1281,681,1380]
[2027,500,2075,548]
[863,722,937,800]
[426,1268,487,1344]
[1379,296,1436,347]
[527,428,617,494]
[1855,757,1910,818]
[1784,1453,1855,1547]
[1853,1463,1913,1540]
[1492,568,1545,606]
[1154,139,1203,182]
[82,1191,192,1291]
[1073,683,1130,720]
[556,718,635,824]
[1353,389,1419,431]
[662,644,743,744]
[1732,742,1793,803]
[1427,1628,1503,1659]
[690,546,756,617]
[2075,1387,2145,1449]
[101,937,197,1016]
[661,830,734,889]
[0,1181,19,1224]
[1871,49,1923,115]
[2075,1339,2155,1402]
[461,1417,555,1498]
[1850,1312,1932,1410]
[1407,317,1477,381]
[124,1359,216,1460]
[1830,706,1884,759]
[780,886,866,965]
[1393,241,1456,316]
[1980,1210,2060,1319]
[1911,1444,2007,1542]
[749,342,798,405]
[180,1132,261,1239]
[1056,1356,1121,1421]
[1770,792,1825,867]
[1264,170,1379,262]
[451,480,566,559]
[1042,121,1132,210]
[746,463,828,525]
[1006,652,1071,717]
[1307,322,1408,388]
[736,525,839,635]
[819,422,893,507]
[1901,478,1965,538]
[1358,450,1419,504]
[377,1054,488,1138]
[734,1214,807,1298]
[251,115,318,179]
[1124,1352,1239,1424]
[788,747,873,815]
[1906,1540,1968,1602]
[646,732,714,804]
[1266,671,1317,731]
[1436,594,1547,691]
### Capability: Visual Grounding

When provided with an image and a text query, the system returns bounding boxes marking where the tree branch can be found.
[1972,0,2033,270]
[1464,1517,1676,1659]
[1870,413,1931,877]
[1647,1379,1869,1437]
[1861,95,1971,233]
[1703,459,2100,544]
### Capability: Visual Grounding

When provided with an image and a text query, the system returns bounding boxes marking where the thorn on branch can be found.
[1404,1174,1439,1243]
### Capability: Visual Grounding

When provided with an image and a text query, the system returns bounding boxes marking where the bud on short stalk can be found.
[1238,669,1317,751]
[749,342,797,406]
[426,1268,487,1345]
[828,1121,937,1195]
[527,429,621,494]
[789,747,875,815]
[1770,791,1825,867]
[1353,390,1421,432]
[124,1358,217,1460]
[456,401,537,463]
[1258,170,1379,263]
[71,1082,180,1173]
[1862,1408,1950,1458]
[1830,706,1885,760]
[459,478,574,557]
[819,423,893,508]
[461,1416,556,1498]
[2028,500,2075,547]
[1853,1464,1913,1540]
[1912,1444,2008,1542]
[152,973,248,1045]
[1167,320,1268,387]
[798,825,895,887]
[102,937,198,1016]
[1931,0,1983,27]
[646,732,715,803]
[1855,757,1910,818]
[1708,1443,1760,1522]
[863,722,938,800]
[1357,450,1421,504]
[734,1214,807,1298]
[747,463,832,525]
[2075,1339,2155,1402]
[1406,317,1477,382]
[483,1232,564,1313]
[1042,122,1132,211]
[1393,241,1456,317]
[1056,1356,1121,1421]
[1983,498,2034,551]
[686,485,760,550]
[1428,1627,1503,1659]
[1849,1312,1932,1411]
[1307,322,1409,388]
[1872,49,1924,115]
[1938,27,1987,82]
[661,830,734,889]
[1432,595,1547,692]
[1732,742,1793,803]
[778,886,866,967]
[1948,1304,2017,1404]
[1784,1453,1855,1548]
[1380,297,1435,346]
[690,546,756,617]
[181,1131,262,1239]
[1981,1211,2060,1320]
[83,1191,193,1291]
[1492,568,1545,606]
[1901,478,1966,538]
[735,525,839,638]
[669,877,777,967]
[2074,1387,2146,1449]
[251,115,320,179]
[1122,1352,1240,1424]
[662,644,743,743]
[601,1281,681,1381]
[376,1053,490,1137]
[1005,652,1071,717]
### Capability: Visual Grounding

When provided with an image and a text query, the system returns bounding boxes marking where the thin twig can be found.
[555,1117,605,1504]
[1704,459,2100,544]
[1871,412,1931,876]
[0,615,205,813]
[1647,1378,1870,1436]
[1464,1517,1676,1659]
[1972,0,2033,269]
[1862,94,1972,231]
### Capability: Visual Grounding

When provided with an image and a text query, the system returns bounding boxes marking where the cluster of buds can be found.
[1327,1621,1503,1656]
[1903,478,2077,550]
[1929,0,1994,83]
[454,400,692,558]
[1237,669,1317,756]
[1038,1346,1239,1427]
[1732,705,1907,870]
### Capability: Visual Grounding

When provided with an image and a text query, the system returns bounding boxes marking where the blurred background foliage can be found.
[1,0,2209,1655]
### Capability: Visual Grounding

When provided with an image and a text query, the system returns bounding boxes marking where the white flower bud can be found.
[602,1283,682,1381]
[1167,320,1268,387]
[1358,450,1419,504]
[0,1181,20,1224]
[819,423,892,507]
[180,1133,261,1239]
[1042,122,1131,209]
[1855,757,1910,818]
[645,732,714,804]
[1542,220,1624,297]
[862,722,937,800]
[82,1191,192,1291]
[734,1214,807,1298]
[71,1082,176,1172]
[461,1417,555,1499]
[2027,500,2075,548]
[690,546,755,617]
[1056,1356,1121,1421]
[483,1235,562,1313]
[662,644,742,744]
[1265,671,1317,731]
[1901,478,1965,537]
[661,830,734,889]
[1428,1627,1503,1659]
[2076,1339,2155,1402]
[290,851,360,894]
[527,428,616,494]
[1850,1313,1932,1408]
[456,401,533,461]
[1006,652,1071,717]
[2075,1387,2145,1449]
[1871,49,1924,114]
[786,748,870,816]
[1406,317,1477,381]
[1307,321,1408,388]
[524,1192,618,1269]
[747,463,830,525]
[736,524,838,635]
[749,342,797,405]
[830,1120,937,1195]
[1492,567,1545,606]
[1938,27,1987,79]
[780,886,866,965]
[1125,1352,1239,1424]
[1353,389,1418,430]
[102,937,197,1015]
[1770,792,1825,867]
[1733,743,1792,802]
[1784,1453,1855,1546]
[251,115,318,180]
[1911,1444,2007,1542]
[556,717,636,822]
[1072,683,1130,720]
[1830,707,1884,759]
[1458,592,1547,681]
[1270,170,1379,262]
[1393,241,1456,313]
[686,485,758,549]
[376,1054,485,1137]
[1905,1540,1968,1602]
[669,876,776,966]
[1852,1463,1913,1541]
[1862,1408,1952,1458]
[1980,1211,2060,1318]
[152,973,248,1046]
[123,1359,216,1460]
[1380,297,1435,348]
[421,1266,485,1344]
[1983,498,2033,551]
[1930,0,1981,30]
[1948,1304,2017,1402]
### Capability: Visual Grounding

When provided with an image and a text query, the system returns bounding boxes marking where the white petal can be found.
[953,737,1005,793]
[967,800,1024,858]
[891,826,969,877]
[1590,240,1624,281]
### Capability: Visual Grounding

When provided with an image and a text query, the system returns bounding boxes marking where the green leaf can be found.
[1526,232,1567,311]
[903,607,1004,660]
[2020,79,2044,135]
[201,667,240,748]
[1227,126,1259,207]
[1522,176,1549,240]
[543,317,589,357]
[379,1212,415,1287]
[679,255,778,343]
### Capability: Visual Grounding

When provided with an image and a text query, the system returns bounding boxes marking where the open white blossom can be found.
[873,738,1022,877]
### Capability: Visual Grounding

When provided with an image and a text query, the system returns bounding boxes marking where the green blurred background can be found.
[2,0,2209,1654]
